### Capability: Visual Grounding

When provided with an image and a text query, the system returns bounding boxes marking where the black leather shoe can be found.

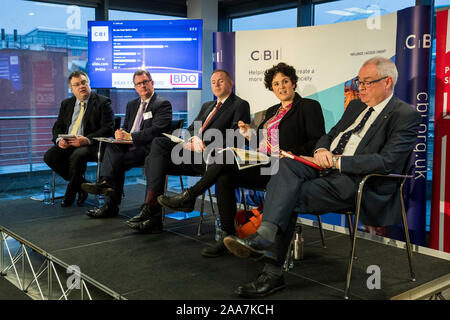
[127,204,161,223]
[81,181,114,197]
[86,204,119,218]
[201,231,229,258]
[61,195,75,208]
[77,190,88,206]
[223,233,277,262]
[157,190,196,212]
[127,215,163,234]
[235,272,285,298]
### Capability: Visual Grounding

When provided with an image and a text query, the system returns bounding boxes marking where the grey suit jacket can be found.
[315,97,420,226]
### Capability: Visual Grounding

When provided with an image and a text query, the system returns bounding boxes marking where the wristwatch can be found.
[332,155,339,169]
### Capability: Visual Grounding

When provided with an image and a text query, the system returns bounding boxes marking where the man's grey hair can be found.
[362,56,398,88]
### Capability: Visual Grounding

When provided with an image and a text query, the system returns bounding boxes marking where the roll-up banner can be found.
[213,5,431,246]
[430,8,450,253]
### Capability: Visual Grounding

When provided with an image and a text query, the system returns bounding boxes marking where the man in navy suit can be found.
[44,71,114,208]
[223,57,421,298]
[82,70,172,218]
[126,69,251,233]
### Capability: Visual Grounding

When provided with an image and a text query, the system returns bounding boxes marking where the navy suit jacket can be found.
[315,96,421,226]
[123,93,172,153]
[186,92,250,146]
[51,91,114,145]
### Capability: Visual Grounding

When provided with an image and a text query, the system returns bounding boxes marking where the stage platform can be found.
[0,184,449,300]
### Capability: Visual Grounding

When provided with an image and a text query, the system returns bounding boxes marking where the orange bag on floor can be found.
[235,205,263,238]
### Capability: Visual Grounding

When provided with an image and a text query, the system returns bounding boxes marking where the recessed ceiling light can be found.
[326,10,355,16]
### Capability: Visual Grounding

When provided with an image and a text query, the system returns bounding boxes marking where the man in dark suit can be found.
[126,69,251,233]
[81,70,172,218]
[44,71,114,208]
[223,57,421,298]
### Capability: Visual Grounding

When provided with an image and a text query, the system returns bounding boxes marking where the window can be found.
[232,8,297,31]
[0,0,94,188]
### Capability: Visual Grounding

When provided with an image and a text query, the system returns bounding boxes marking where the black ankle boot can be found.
[157,189,196,212]
[201,231,229,258]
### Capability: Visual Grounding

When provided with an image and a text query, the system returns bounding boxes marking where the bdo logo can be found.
[170,74,198,86]
[91,26,109,42]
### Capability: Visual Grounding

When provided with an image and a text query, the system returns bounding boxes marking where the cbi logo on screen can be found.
[91,26,109,42]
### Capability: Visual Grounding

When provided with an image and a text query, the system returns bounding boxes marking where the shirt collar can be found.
[370,93,393,113]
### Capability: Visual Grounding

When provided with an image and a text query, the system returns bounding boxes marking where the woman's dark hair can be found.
[264,62,298,91]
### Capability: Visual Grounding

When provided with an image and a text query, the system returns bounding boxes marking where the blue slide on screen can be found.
[88,19,203,89]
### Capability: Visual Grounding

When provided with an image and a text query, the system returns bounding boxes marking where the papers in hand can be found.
[280,150,322,170]
[58,134,76,139]
[93,137,133,144]
[163,133,184,144]
[223,147,270,170]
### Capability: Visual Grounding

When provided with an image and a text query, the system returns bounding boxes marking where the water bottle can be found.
[215,215,222,242]
[97,194,105,207]
[294,224,304,260]
[43,182,51,205]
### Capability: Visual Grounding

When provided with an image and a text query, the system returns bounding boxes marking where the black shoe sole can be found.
[127,222,163,234]
[235,284,286,298]
[157,197,195,213]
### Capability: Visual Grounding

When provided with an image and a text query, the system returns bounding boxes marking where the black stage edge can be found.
[0,184,449,302]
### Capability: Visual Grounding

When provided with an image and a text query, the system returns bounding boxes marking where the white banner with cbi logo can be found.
[234,12,396,121]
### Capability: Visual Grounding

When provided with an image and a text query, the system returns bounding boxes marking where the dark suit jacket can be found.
[51,91,114,145]
[123,93,172,153]
[256,93,325,156]
[315,96,421,226]
[186,92,250,146]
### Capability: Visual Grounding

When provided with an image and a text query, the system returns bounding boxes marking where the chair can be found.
[51,116,122,203]
[161,119,215,236]
[239,153,416,299]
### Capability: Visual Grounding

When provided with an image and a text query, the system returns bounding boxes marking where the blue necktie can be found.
[319,107,374,176]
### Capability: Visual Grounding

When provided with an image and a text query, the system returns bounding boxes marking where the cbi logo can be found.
[405,33,431,49]
[91,26,109,42]
[250,49,282,61]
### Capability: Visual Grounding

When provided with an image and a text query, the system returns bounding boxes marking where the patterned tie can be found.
[199,101,222,134]
[131,101,147,133]
[70,101,85,135]
[319,107,374,176]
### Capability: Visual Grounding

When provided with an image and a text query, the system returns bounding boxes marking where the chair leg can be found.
[207,188,215,214]
[241,188,249,211]
[51,171,56,204]
[162,175,169,223]
[400,187,416,282]
[179,175,184,191]
[197,192,206,236]
[283,240,294,272]
[317,215,326,248]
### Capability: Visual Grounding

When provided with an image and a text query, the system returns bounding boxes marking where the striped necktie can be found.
[319,107,374,176]
[70,101,85,135]
[200,101,222,134]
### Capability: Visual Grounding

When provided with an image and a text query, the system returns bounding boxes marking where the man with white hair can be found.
[223,57,421,298]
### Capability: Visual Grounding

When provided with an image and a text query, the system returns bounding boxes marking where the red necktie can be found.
[199,101,222,134]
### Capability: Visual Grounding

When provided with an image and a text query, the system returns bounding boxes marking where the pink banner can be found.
[430,9,450,253]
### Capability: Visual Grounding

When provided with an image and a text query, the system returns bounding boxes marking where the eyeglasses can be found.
[134,79,151,87]
[71,80,89,87]
[356,76,388,88]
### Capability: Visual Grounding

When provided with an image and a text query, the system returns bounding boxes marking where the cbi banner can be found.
[430,8,450,253]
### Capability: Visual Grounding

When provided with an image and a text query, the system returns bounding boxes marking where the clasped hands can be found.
[115,128,132,141]
[58,135,89,148]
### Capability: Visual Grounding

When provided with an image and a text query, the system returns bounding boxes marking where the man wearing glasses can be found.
[222,57,421,298]
[44,71,114,208]
[82,70,172,218]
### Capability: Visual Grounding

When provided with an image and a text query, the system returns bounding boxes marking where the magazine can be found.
[221,147,271,170]
[163,133,184,144]
[58,134,76,139]
[93,137,133,144]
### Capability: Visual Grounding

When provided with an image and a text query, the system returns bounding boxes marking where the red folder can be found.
[280,150,322,170]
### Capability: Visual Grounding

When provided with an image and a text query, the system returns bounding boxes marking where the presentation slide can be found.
[88,19,203,89]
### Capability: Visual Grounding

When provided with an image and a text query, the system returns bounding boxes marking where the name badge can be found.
[143,111,153,120]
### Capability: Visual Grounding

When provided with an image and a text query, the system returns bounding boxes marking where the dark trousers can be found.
[101,143,149,206]
[186,150,275,235]
[145,137,206,193]
[263,158,358,265]
[44,144,97,195]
